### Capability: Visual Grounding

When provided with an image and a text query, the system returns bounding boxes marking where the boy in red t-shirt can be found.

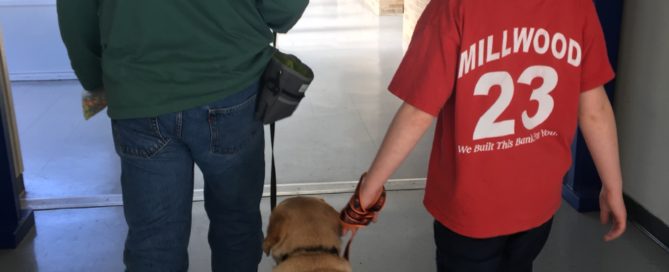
[340,0,627,271]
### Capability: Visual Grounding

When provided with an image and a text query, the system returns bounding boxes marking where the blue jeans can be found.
[111,83,265,272]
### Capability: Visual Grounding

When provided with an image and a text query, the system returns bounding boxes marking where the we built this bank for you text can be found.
[458,129,560,155]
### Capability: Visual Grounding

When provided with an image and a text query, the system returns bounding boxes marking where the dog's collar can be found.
[277,246,340,263]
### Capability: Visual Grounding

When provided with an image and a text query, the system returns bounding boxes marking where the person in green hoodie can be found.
[57,1,308,271]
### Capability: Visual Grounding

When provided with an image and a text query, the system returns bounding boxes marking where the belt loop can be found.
[176,112,183,139]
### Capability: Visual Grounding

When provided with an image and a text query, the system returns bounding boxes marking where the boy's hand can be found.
[599,188,627,241]
[340,174,386,235]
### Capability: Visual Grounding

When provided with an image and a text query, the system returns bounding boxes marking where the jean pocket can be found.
[209,94,262,155]
[111,118,170,159]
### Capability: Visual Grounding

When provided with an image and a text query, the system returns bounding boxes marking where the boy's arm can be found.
[358,102,435,208]
[578,86,627,241]
[257,0,309,33]
[56,0,103,91]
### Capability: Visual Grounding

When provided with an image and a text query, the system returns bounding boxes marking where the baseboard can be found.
[9,71,76,81]
[624,194,669,252]
[0,0,55,7]
[0,209,35,249]
[22,178,427,211]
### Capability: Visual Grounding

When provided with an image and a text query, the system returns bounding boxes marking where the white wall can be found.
[615,1,669,224]
[0,0,76,81]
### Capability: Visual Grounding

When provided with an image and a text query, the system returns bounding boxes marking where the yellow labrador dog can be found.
[264,197,352,272]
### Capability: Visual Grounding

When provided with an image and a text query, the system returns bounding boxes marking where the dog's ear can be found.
[263,212,285,256]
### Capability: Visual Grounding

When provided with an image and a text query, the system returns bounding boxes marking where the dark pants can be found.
[434,218,553,272]
[112,83,265,272]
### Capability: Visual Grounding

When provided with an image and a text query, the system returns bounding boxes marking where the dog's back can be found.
[274,254,351,272]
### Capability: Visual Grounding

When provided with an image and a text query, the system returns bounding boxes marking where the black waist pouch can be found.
[256,51,314,124]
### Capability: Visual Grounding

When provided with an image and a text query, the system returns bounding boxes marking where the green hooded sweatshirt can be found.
[57,0,308,119]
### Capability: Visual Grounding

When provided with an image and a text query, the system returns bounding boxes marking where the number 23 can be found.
[473,65,558,140]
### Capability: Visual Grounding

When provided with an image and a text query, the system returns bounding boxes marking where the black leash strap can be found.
[270,122,277,211]
[270,32,278,211]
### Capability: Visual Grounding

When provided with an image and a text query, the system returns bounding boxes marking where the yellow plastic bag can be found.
[82,90,107,120]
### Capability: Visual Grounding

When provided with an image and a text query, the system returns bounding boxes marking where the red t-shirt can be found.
[389,0,614,238]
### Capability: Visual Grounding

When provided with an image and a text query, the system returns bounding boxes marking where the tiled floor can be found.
[1,192,668,272]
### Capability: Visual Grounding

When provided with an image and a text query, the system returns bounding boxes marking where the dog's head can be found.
[263,196,343,259]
